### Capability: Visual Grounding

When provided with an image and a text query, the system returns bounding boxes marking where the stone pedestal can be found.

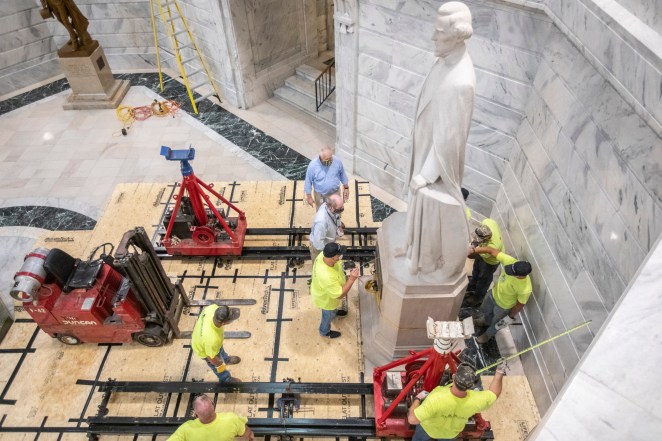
[58,45,129,110]
[359,212,467,365]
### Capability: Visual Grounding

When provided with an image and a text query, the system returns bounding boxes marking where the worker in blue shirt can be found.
[304,146,350,210]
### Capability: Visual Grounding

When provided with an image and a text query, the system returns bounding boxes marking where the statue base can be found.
[58,45,129,110]
[359,212,467,365]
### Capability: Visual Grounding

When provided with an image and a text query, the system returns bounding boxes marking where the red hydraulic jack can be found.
[373,318,492,439]
[160,146,247,256]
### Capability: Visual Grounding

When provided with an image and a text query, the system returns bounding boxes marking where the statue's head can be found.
[433,2,473,57]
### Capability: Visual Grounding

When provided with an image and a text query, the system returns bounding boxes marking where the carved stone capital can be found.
[335,13,355,34]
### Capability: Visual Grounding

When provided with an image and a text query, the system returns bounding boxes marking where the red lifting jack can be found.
[372,318,493,439]
[160,146,247,256]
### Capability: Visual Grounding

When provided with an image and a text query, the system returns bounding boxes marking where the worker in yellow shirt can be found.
[191,305,241,383]
[168,394,253,441]
[465,219,504,306]
[461,187,471,221]
[407,363,505,441]
[310,242,360,339]
[470,246,532,344]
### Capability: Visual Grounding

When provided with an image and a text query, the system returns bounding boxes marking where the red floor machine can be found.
[11,228,190,346]
[160,146,247,256]
[373,317,494,440]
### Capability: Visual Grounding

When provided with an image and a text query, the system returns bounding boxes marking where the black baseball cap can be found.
[454,363,478,391]
[323,242,346,258]
[504,261,532,277]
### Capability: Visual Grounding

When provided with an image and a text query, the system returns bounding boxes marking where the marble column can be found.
[334,0,359,170]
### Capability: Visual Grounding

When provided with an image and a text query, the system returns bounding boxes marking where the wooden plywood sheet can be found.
[481,375,541,440]
[0,180,539,440]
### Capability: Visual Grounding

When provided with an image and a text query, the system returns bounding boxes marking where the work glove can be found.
[416,391,429,401]
[216,363,227,373]
[495,315,515,331]
[496,360,508,375]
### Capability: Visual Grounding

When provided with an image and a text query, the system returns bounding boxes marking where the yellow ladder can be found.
[149,0,222,114]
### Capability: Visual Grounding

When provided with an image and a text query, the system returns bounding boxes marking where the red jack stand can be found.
[372,318,492,439]
[160,146,247,256]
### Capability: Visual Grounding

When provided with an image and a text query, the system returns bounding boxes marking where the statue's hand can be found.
[409,174,428,192]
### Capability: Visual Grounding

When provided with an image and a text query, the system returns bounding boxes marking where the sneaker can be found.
[324,330,341,339]
[225,356,241,365]
[336,309,348,317]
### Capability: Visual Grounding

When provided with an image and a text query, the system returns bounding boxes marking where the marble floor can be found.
[0,71,401,316]
[0,70,521,376]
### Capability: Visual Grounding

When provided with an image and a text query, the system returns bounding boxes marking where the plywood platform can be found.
[0,180,538,440]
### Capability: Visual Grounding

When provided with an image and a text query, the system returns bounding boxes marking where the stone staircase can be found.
[273,64,336,126]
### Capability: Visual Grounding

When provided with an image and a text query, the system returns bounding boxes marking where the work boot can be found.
[225,356,241,365]
[228,377,242,383]
[475,333,490,344]
[336,309,348,317]
[324,330,341,339]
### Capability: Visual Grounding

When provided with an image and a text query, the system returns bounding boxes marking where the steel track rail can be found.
[87,417,377,437]
[76,380,374,395]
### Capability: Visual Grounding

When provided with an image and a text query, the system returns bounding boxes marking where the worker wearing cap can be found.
[304,146,350,210]
[465,219,504,306]
[407,363,505,441]
[310,242,360,339]
[471,246,532,344]
[309,193,345,263]
[191,305,241,383]
[168,394,254,441]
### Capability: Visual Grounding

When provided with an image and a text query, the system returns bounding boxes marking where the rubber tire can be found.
[57,334,82,345]
[133,327,166,347]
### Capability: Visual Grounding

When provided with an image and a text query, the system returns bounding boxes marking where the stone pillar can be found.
[333,0,358,172]
[359,213,467,365]
[59,44,129,110]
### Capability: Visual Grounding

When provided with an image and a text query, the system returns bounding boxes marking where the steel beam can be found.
[76,380,373,395]
[87,417,376,437]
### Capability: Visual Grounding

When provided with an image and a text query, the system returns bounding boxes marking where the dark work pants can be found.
[467,258,499,302]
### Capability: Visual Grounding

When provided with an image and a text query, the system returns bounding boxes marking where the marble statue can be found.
[41,0,95,53]
[404,2,475,276]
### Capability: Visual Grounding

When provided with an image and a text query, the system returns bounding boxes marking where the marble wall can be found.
[341,0,662,414]
[0,0,59,96]
[621,0,662,34]
[528,236,662,440]
[227,0,319,108]
[0,0,157,98]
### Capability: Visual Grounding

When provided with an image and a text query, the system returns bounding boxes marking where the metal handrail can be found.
[314,60,335,112]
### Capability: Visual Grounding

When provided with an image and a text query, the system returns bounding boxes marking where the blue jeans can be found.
[203,346,232,383]
[480,289,510,338]
[319,309,337,335]
[411,424,455,441]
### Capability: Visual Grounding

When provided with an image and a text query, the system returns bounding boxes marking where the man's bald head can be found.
[320,146,333,163]
[192,394,216,424]
[327,193,344,212]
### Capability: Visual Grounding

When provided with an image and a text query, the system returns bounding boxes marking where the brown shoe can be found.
[475,333,490,344]
[225,356,241,365]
